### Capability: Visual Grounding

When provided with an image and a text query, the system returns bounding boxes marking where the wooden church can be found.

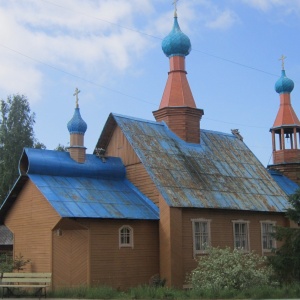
[0,11,299,290]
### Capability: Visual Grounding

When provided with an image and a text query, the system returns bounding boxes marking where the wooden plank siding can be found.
[159,197,184,287]
[79,219,159,290]
[106,126,140,166]
[52,228,89,289]
[106,126,160,206]
[180,208,289,286]
[127,164,159,206]
[4,180,61,273]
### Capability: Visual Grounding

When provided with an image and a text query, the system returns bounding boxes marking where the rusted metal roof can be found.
[103,113,296,212]
[0,148,159,221]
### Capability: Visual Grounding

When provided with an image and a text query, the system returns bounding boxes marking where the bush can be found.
[268,226,300,284]
[188,247,275,291]
[0,253,13,272]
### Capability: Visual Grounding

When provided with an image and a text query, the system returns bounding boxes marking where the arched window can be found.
[119,226,133,248]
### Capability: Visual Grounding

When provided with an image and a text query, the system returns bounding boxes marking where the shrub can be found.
[13,253,30,272]
[188,247,275,291]
[268,226,300,283]
[0,253,13,272]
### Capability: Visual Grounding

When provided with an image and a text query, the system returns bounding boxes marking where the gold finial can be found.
[73,87,80,108]
[279,54,287,70]
[172,0,178,17]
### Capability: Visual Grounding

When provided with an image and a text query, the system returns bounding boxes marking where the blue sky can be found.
[0,0,299,167]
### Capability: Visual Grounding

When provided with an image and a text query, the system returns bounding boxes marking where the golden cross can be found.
[73,87,80,108]
[172,0,179,16]
[279,54,287,70]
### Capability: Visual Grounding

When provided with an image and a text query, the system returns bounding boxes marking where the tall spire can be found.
[153,9,204,144]
[67,88,87,163]
[268,58,300,184]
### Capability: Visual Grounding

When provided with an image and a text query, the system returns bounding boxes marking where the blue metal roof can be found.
[97,113,295,213]
[268,169,299,196]
[275,69,294,94]
[67,107,87,135]
[0,148,159,221]
[23,148,125,179]
[162,16,191,58]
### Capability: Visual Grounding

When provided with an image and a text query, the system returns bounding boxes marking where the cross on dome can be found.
[172,0,179,17]
[73,87,81,108]
[279,55,287,70]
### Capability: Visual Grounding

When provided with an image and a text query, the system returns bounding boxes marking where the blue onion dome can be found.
[162,16,191,58]
[67,107,87,135]
[275,69,294,94]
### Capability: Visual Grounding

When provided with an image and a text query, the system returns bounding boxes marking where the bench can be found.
[1,272,51,298]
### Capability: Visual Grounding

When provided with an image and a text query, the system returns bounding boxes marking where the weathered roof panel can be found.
[29,174,159,220]
[0,225,13,245]
[109,114,298,212]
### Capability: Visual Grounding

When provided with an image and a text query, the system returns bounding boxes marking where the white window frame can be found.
[232,220,250,252]
[191,218,211,257]
[119,225,134,249]
[260,221,276,252]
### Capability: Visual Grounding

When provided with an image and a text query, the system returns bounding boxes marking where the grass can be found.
[43,283,300,299]
[4,284,299,299]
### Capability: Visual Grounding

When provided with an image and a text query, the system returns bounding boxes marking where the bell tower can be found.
[268,56,300,184]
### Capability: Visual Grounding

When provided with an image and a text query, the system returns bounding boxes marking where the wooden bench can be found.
[1,272,51,298]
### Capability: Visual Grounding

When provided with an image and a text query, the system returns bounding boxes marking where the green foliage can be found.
[44,284,300,299]
[268,226,300,283]
[148,274,166,287]
[0,253,13,272]
[34,142,46,150]
[286,188,300,224]
[268,188,300,284]
[55,143,67,152]
[188,247,275,291]
[129,286,181,299]
[0,253,30,273]
[13,253,30,272]
[48,286,123,299]
[0,94,43,203]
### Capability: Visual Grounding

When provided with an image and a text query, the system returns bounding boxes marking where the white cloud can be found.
[0,0,241,104]
[241,0,300,13]
[206,9,238,30]
[0,52,42,102]
[0,0,154,102]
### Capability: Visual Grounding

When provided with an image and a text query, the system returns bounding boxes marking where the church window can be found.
[191,219,211,257]
[232,220,250,251]
[261,221,276,252]
[119,225,133,248]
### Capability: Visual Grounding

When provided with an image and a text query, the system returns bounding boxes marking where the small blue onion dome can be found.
[67,107,87,135]
[162,16,191,58]
[275,70,294,94]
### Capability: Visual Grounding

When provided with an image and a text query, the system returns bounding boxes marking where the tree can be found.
[55,143,67,151]
[0,95,41,203]
[268,188,300,283]
[34,142,46,150]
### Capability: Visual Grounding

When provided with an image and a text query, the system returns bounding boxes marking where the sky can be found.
[0,0,300,167]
